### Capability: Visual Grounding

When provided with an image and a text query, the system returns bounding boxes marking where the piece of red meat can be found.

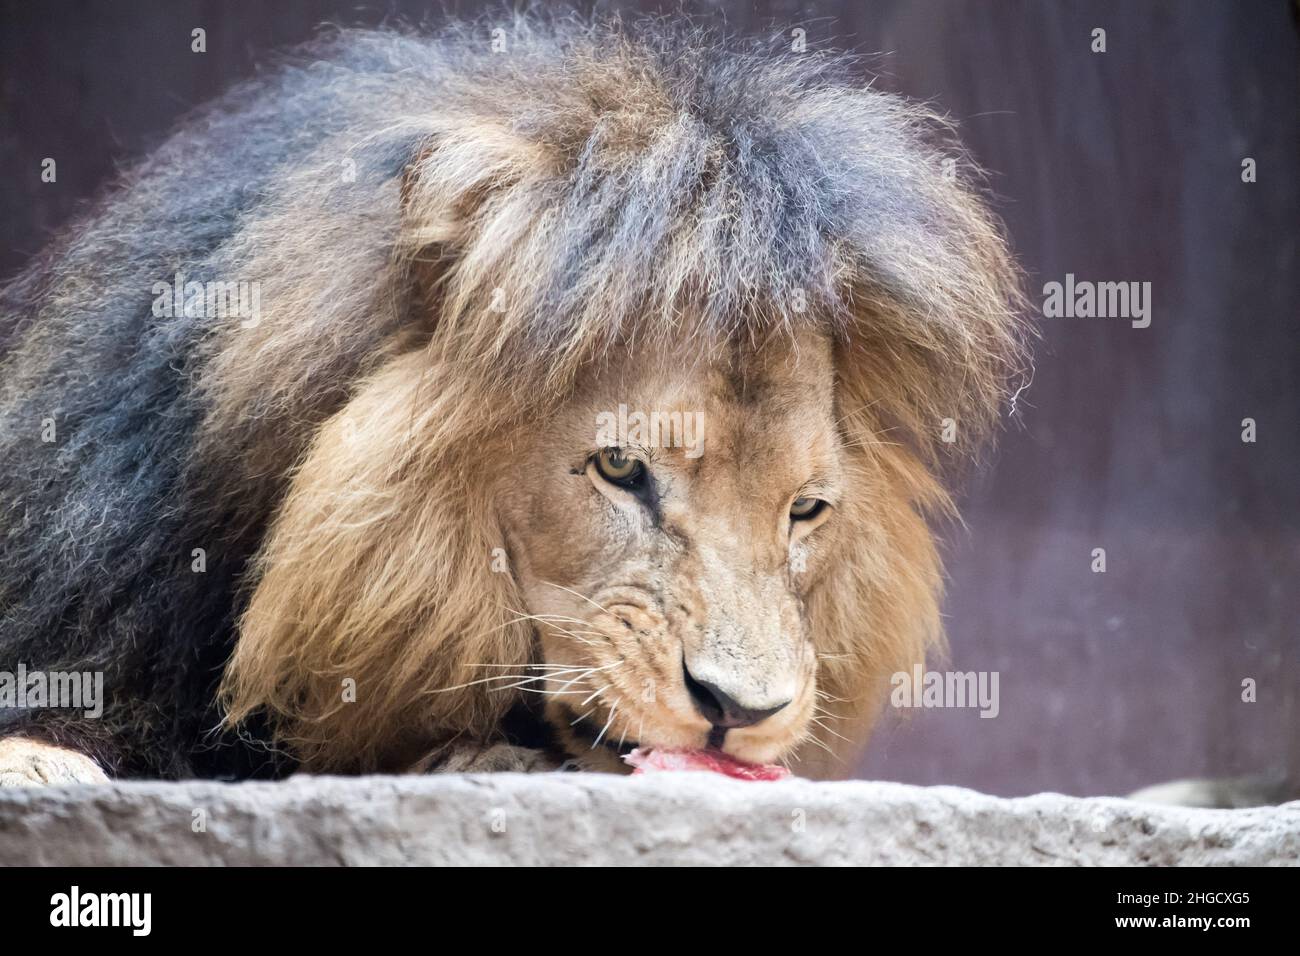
[623,747,792,781]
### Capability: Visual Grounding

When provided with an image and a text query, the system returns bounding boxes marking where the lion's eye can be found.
[790,497,826,521]
[594,448,645,487]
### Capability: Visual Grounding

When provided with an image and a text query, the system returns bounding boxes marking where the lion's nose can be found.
[683,663,791,729]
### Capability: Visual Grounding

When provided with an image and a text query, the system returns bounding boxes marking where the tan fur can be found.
[221,350,536,771]
[223,324,986,776]
[215,24,1027,777]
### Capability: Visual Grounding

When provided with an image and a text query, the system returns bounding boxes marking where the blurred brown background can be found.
[1,0,1296,796]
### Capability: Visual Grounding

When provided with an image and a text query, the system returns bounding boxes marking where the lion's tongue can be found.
[622,746,791,781]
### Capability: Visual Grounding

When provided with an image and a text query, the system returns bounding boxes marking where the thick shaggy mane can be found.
[0,14,1026,777]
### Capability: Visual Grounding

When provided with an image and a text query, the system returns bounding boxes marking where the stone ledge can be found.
[1,774,1296,865]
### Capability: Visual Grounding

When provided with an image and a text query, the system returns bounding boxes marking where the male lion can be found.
[0,17,1026,785]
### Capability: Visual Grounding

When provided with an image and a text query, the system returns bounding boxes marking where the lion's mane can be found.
[0,15,1026,777]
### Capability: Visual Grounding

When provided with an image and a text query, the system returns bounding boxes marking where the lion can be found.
[0,16,1026,785]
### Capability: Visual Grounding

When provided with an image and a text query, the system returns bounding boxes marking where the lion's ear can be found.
[398,123,555,251]
[193,121,556,508]
[394,122,590,403]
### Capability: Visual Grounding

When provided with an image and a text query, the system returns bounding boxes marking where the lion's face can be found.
[208,21,1023,779]
[496,330,843,768]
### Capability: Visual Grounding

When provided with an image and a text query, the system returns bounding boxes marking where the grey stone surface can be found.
[1,774,1296,866]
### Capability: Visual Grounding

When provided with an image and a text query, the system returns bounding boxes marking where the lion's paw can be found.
[414,741,566,774]
[0,738,110,787]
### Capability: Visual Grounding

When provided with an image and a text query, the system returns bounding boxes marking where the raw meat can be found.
[623,747,791,781]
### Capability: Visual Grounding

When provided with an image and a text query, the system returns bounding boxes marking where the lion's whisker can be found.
[497,686,588,697]
[499,609,605,636]
[539,581,613,616]
[530,623,606,647]
[524,612,601,627]
[811,717,853,745]
[553,660,622,694]
[503,612,594,630]
[591,701,618,750]
[500,612,605,646]
[483,661,623,697]
[427,664,601,694]
[802,732,835,757]
[815,690,850,703]
[490,672,597,690]
[840,438,902,449]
